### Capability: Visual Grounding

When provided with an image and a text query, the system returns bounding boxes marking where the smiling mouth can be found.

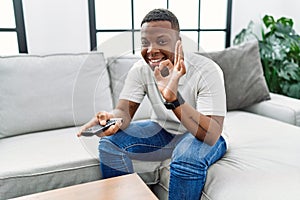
[147,57,169,77]
[148,58,165,68]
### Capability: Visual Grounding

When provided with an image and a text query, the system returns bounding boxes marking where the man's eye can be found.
[141,40,149,47]
[158,40,168,45]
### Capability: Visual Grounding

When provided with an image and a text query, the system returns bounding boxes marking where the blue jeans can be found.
[98,121,227,200]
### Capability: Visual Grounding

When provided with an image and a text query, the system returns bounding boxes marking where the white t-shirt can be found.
[119,52,228,145]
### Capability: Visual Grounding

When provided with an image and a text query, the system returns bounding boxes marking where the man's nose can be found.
[147,44,159,54]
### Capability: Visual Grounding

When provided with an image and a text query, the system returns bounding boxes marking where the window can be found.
[89,0,232,55]
[0,0,27,54]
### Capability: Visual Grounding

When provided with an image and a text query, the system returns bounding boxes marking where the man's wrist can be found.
[164,92,185,110]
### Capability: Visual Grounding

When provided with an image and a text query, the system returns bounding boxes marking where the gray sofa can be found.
[1,41,300,200]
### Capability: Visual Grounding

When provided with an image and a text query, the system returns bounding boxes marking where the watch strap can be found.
[164,92,185,110]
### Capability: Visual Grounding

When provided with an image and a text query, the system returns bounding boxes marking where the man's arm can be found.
[113,99,140,129]
[172,102,224,146]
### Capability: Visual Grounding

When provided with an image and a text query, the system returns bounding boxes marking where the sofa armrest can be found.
[243,93,300,126]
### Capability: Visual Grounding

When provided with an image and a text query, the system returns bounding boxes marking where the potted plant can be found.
[234,15,300,99]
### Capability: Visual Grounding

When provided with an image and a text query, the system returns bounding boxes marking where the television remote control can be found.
[81,118,122,137]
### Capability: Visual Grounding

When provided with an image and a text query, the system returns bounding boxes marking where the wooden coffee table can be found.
[12,173,158,200]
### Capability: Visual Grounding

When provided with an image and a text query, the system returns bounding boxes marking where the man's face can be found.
[141,21,179,70]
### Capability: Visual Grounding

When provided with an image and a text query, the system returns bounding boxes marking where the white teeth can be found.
[150,58,162,63]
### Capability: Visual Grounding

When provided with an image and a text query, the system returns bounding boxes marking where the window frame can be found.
[0,0,28,53]
[88,0,232,53]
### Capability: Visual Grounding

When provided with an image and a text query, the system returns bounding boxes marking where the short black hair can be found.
[141,8,180,31]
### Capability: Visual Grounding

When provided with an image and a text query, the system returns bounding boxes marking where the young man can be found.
[78,8,227,200]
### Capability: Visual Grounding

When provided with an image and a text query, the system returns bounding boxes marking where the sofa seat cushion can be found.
[157,111,300,200]
[202,111,300,200]
[0,127,101,199]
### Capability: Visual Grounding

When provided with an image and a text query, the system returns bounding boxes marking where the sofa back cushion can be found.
[0,52,113,138]
[197,41,270,111]
[107,55,152,121]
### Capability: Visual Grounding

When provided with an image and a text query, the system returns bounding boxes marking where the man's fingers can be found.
[175,40,183,64]
[77,130,82,137]
[110,120,122,133]
[174,40,179,64]
[158,60,171,71]
[96,120,122,137]
[178,41,184,61]
[96,113,106,125]
[154,66,163,79]
[96,111,113,125]
[180,59,186,75]
[77,118,97,137]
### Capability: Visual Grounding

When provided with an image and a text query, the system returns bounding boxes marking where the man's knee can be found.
[171,146,208,168]
[98,137,122,155]
[170,135,210,178]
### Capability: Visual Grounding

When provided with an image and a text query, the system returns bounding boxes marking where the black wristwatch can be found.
[164,92,185,110]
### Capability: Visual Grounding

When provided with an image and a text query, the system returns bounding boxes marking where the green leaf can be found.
[263,15,275,28]
[233,21,257,45]
[274,23,293,36]
[277,17,294,28]
[281,82,300,99]
[267,66,281,93]
[289,42,300,62]
[282,62,300,81]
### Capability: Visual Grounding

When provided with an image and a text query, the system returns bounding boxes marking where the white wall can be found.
[23,0,90,54]
[22,0,300,53]
[232,0,300,43]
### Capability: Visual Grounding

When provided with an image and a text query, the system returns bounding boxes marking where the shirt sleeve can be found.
[119,63,146,104]
[196,61,227,116]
